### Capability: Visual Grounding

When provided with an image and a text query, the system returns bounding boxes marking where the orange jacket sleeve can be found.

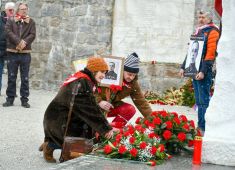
[204,30,220,60]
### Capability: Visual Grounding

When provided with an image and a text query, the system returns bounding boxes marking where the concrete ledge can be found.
[50,155,148,170]
[202,138,235,166]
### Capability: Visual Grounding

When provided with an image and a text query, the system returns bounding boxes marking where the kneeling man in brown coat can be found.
[96,52,152,128]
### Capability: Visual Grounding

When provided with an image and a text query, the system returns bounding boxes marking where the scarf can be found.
[14,13,30,23]
[122,80,131,89]
[194,23,219,35]
[61,71,91,87]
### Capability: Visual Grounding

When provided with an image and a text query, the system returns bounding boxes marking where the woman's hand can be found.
[104,129,114,139]
[98,100,113,111]
[112,127,120,133]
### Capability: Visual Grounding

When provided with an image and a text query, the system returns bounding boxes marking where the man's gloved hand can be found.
[98,100,113,111]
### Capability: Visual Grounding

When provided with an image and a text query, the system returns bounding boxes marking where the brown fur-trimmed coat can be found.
[43,69,112,147]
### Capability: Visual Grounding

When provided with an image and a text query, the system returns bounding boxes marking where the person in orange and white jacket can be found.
[180,10,220,136]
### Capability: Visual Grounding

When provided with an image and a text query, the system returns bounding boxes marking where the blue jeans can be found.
[193,71,213,132]
[6,52,31,103]
[0,57,4,92]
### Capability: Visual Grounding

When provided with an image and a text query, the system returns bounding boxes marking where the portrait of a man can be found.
[105,62,117,80]
[185,40,199,74]
[100,56,124,87]
[184,35,204,78]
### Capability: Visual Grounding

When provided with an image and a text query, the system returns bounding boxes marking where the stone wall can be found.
[1,0,114,90]
[0,0,219,93]
[139,62,183,93]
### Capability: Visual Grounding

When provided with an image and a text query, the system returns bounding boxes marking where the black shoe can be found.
[3,101,14,107]
[21,102,30,108]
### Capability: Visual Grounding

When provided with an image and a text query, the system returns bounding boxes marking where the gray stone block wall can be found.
[138,62,185,94]
[0,0,219,93]
[1,0,114,90]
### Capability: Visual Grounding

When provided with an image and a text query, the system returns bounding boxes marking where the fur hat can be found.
[86,56,108,72]
[124,52,140,73]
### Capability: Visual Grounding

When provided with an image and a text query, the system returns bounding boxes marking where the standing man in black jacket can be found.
[0,2,15,95]
[2,2,36,108]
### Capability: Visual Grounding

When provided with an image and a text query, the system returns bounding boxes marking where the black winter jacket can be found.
[0,11,7,54]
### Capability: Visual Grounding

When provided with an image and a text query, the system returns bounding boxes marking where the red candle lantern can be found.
[192,136,203,165]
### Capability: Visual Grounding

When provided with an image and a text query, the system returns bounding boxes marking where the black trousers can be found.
[6,52,31,103]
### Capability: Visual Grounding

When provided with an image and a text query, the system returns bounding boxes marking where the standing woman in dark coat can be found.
[40,56,114,163]
[0,2,15,95]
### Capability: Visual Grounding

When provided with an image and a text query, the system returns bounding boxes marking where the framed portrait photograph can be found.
[100,56,124,87]
[184,35,205,78]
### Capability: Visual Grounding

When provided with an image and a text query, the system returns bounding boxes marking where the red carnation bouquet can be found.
[136,110,197,154]
[98,110,196,166]
[98,124,171,166]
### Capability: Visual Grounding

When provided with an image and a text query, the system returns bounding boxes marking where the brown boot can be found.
[39,143,43,151]
[43,142,56,163]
